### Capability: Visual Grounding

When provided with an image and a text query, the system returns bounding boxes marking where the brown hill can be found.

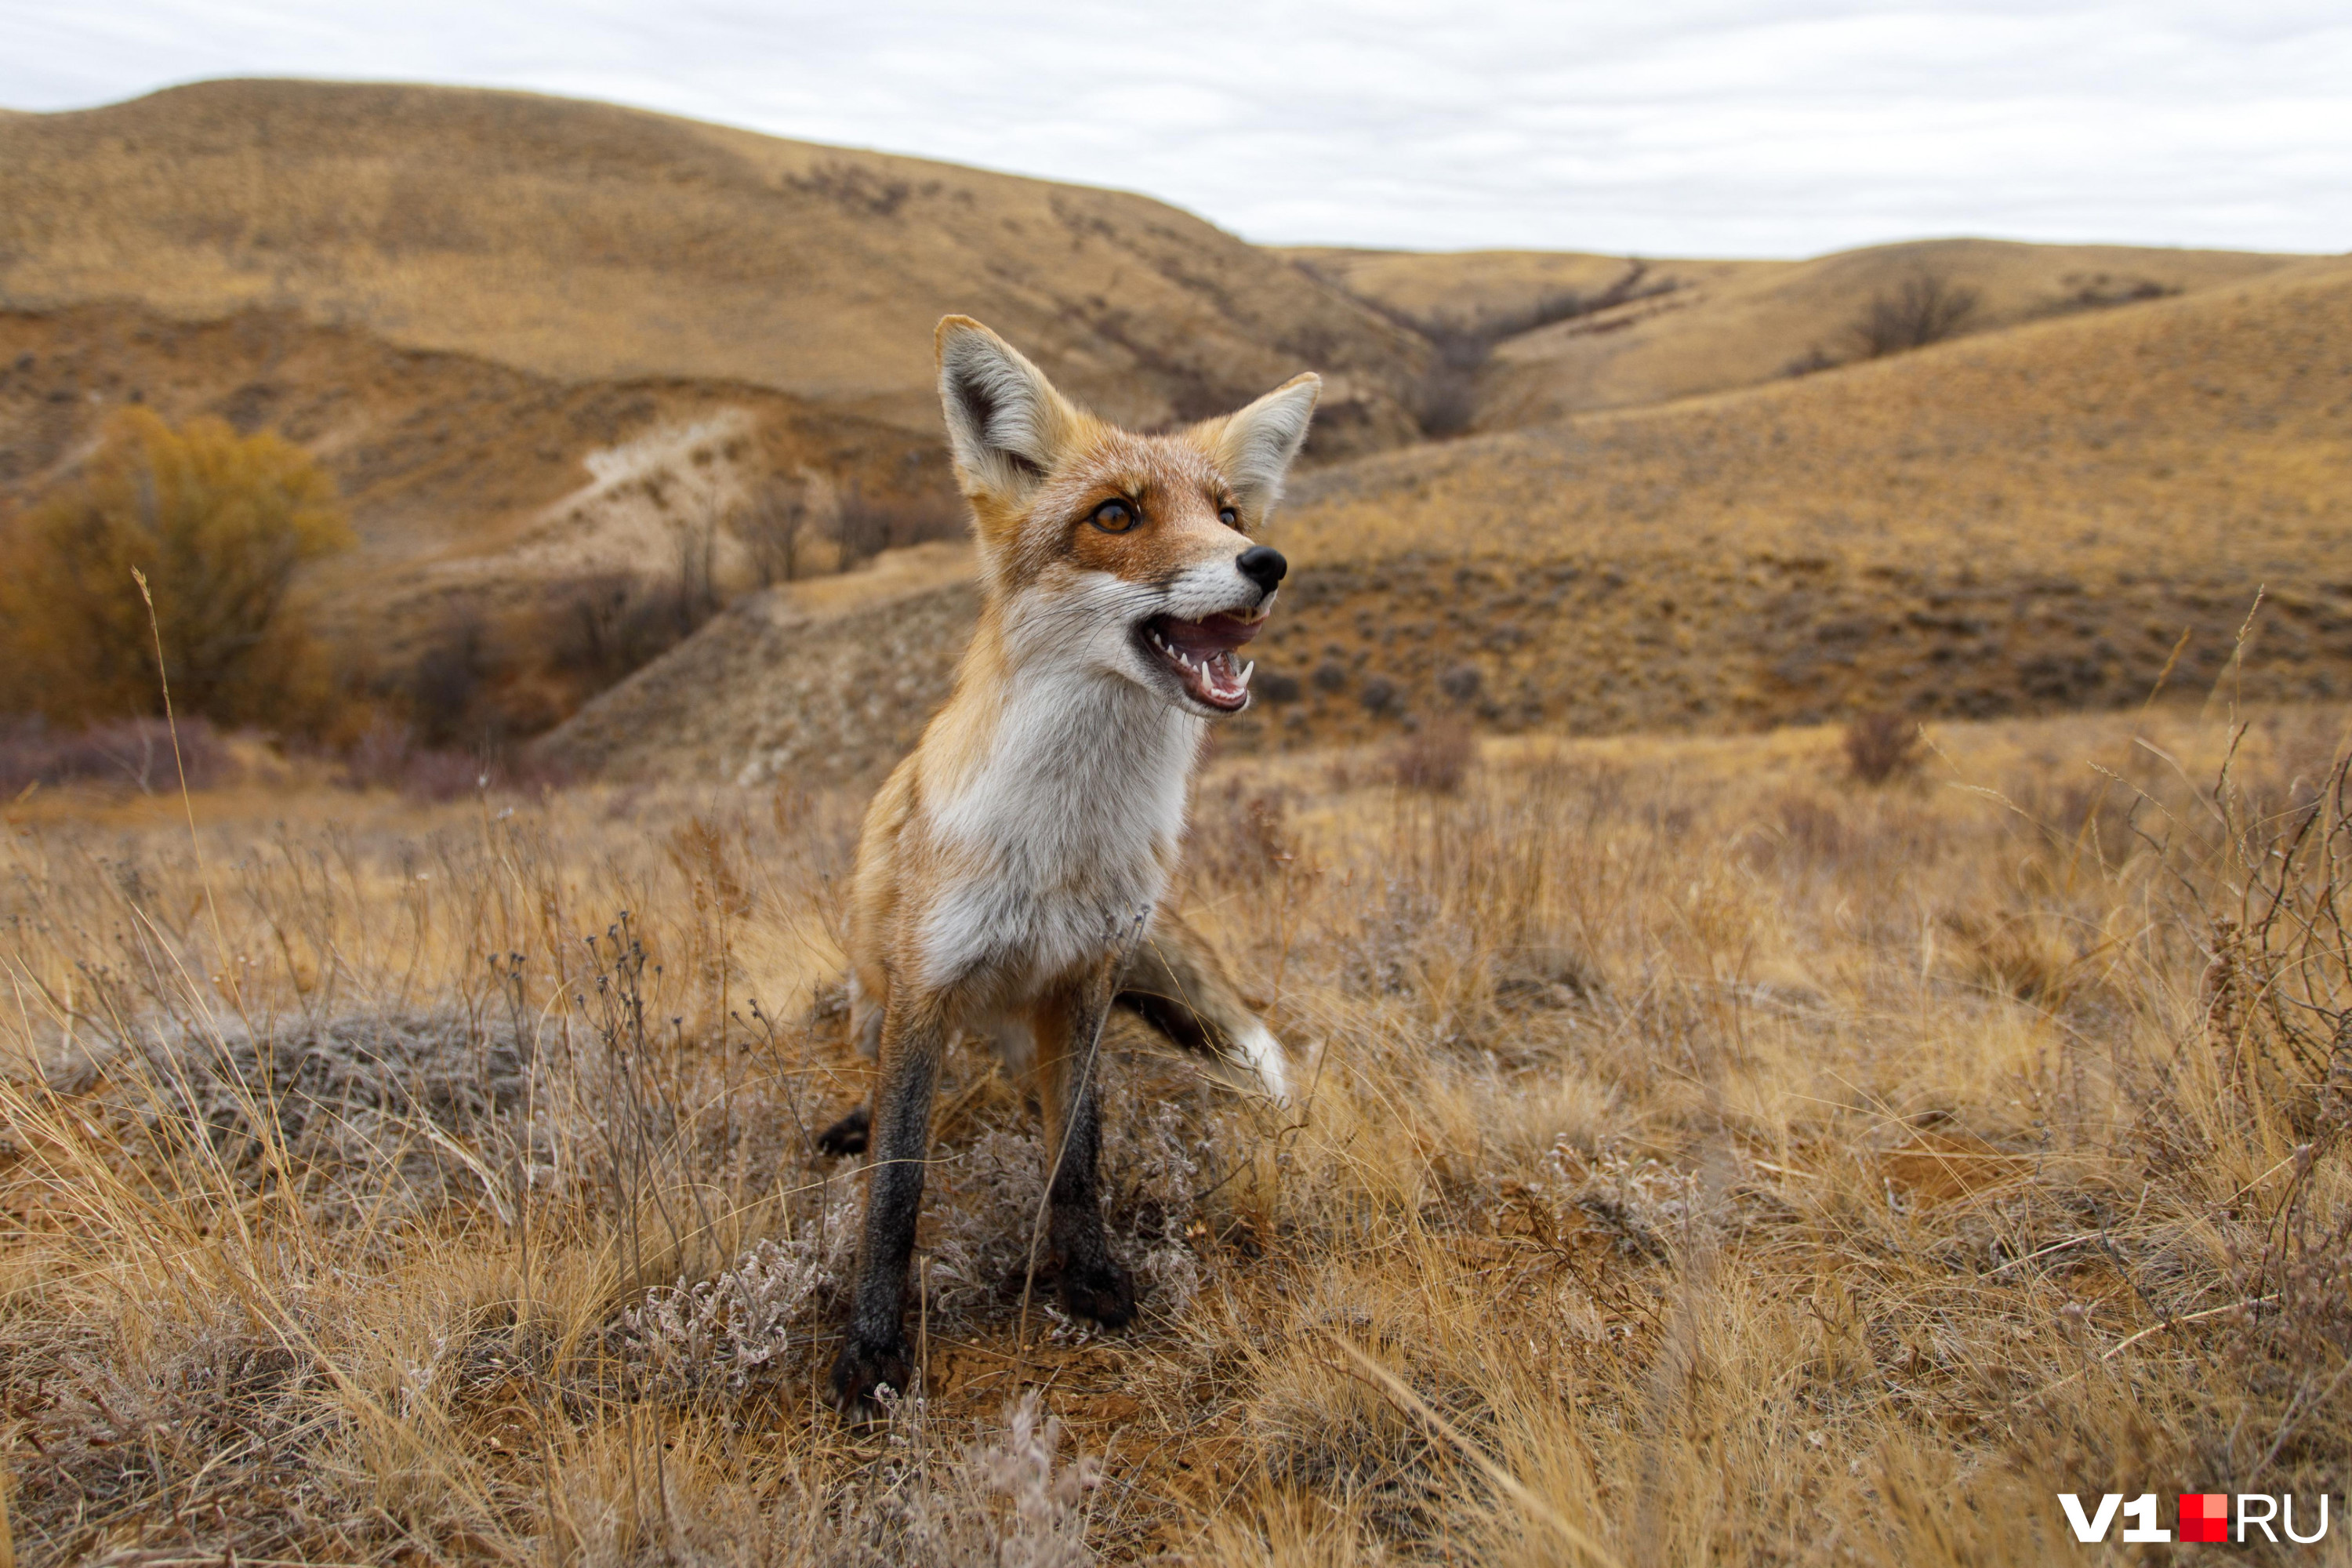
[0,302,938,644]
[1282,254,2352,576]
[0,79,1428,455]
[1288,238,2297,428]
[546,253,2352,782]
[545,543,981,786]
[9,78,2342,771]
[1282,245,1777,336]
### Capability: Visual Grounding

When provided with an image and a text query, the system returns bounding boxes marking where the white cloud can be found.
[2,0,2346,256]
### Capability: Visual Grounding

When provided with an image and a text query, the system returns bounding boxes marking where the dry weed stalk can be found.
[2,706,2350,1562]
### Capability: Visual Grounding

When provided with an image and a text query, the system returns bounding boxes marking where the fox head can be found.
[935,316,1319,717]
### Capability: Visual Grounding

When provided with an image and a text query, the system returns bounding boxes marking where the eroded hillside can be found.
[546,254,2352,782]
[5,79,2343,768]
[0,303,942,659]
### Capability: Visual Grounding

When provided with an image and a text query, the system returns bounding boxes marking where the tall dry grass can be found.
[3,704,2350,1563]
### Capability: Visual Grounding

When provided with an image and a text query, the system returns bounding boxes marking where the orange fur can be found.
[826,318,1316,1406]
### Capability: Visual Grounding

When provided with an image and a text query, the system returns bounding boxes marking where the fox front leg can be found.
[1027,966,1135,1328]
[829,994,945,1410]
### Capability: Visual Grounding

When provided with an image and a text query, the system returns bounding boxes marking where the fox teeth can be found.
[1238,660,1254,688]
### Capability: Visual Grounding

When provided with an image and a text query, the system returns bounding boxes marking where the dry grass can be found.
[0,81,1425,448]
[7,700,2352,1563]
[1284,253,2352,581]
[552,249,2352,776]
[7,91,2339,768]
[1475,238,2296,428]
[0,304,945,656]
[1279,247,1777,347]
[1284,238,2292,428]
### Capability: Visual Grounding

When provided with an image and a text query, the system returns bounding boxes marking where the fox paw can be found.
[1058,1258,1136,1330]
[815,1105,870,1156]
[827,1335,911,1412]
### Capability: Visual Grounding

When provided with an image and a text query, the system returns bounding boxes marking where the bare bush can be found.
[547,572,719,689]
[1390,716,1475,793]
[407,611,493,747]
[1780,344,1840,378]
[1323,258,1678,440]
[337,717,566,800]
[835,483,966,571]
[737,477,814,586]
[1843,710,1922,783]
[1848,268,1981,358]
[1253,669,1303,704]
[0,714,234,796]
[2209,753,2352,1125]
[2032,272,2181,319]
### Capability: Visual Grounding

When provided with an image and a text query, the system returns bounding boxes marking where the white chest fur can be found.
[916,668,1203,992]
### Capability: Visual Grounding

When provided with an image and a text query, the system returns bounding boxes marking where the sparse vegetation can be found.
[2,84,2350,1561]
[833,482,966,571]
[0,408,352,732]
[1847,268,1981,358]
[2031,271,2182,318]
[1388,715,1476,792]
[1780,343,1841,379]
[1843,710,1922,784]
[0,714,233,797]
[738,477,815,586]
[1309,257,1678,438]
[6,706,2350,1562]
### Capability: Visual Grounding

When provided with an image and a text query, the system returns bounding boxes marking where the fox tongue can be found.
[1159,612,1260,659]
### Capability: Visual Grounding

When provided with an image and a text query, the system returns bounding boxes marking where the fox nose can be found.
[1236,545,1287,596]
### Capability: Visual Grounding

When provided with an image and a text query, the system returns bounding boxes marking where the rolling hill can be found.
[545,252,2352,782]
[5,78,2344,771]
[0,79,1428,453]
[0,301,944,673]
[1288,238,2298,428]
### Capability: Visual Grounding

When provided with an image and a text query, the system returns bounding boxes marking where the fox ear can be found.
[935,317,1081,501]
[1210,373,1320,517]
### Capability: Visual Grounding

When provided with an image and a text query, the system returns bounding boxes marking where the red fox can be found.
[823,316,1316,1408]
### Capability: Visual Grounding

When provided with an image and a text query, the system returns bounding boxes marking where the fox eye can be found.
[1091,499,1138,533]
[1218,506,1240,528]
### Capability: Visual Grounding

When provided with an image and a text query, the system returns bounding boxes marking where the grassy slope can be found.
[8,705,2347,1563]
[5,81,2343,764]
[0,79,1428,452]
[1285,252,2352,575]
[548,254,2352,780]
[1231,254,2352,738]
[1287,237,2298,425]
[1280,244,1781,332]
[0,303,946,652]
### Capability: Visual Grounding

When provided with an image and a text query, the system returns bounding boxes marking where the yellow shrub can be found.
[0,409,352,731]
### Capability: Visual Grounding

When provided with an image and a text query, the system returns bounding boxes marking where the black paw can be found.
[815,1105,870,1156]
[1057,1258,1136,1329]
[827,1334,911,1412]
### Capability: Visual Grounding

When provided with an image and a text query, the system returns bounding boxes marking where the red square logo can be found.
[2180,1493,2230,1543]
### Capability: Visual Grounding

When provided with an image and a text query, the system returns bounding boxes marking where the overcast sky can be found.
[5,2,2347,258]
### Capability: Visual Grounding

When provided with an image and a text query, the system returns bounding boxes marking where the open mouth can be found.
[1142,612,1262,712]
